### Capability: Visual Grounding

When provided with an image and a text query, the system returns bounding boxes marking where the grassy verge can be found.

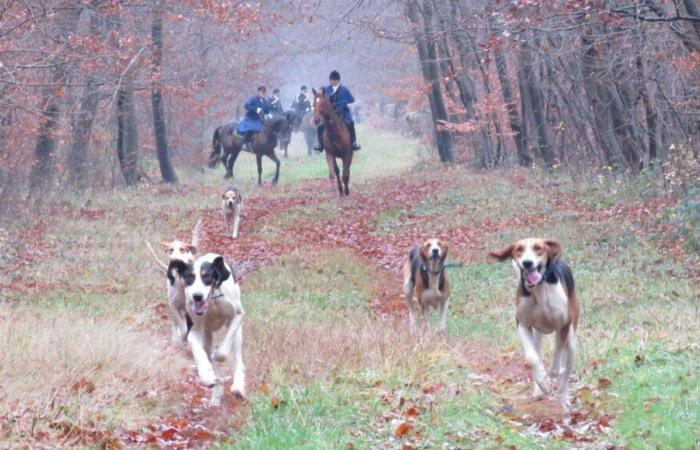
[1,126,697,448]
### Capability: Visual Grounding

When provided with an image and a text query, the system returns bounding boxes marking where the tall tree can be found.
[407,0,454,162]
[68,4,102,189]
[29,6,81,192]
[151,0,178,183]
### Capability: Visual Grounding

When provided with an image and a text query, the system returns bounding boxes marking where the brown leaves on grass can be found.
[394,422,412,438]
[72,377,96,394]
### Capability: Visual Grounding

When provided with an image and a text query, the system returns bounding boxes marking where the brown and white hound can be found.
[402,238,451,333]
[489,238,580,409]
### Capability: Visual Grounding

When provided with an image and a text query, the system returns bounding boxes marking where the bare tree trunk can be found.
[407,0,454,162]
[581,24,643,173]
[444,0,494,167]
[518,38,555,168]
[493,41,529,166]
[151,0,178,183]
[116,84,140,186]
[110,0,140,186]
[29,7,81,192]
[68,6,102,189]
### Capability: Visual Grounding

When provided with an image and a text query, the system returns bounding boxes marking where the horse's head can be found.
[312,87,330,126]
[265,112,294,137]
[288,110,303,132]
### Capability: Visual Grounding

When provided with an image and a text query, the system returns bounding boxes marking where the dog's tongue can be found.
[526,270,542,285]
[194,299,208,315]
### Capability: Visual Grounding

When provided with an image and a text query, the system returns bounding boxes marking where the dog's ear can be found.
[440,241,449,261]
[420,241,431,262]
[237,191,242,204]
[221,193,228,199]
[186,244,198,256]
[212,256,231,287]
[544,239,562,261]
[312,87,317,96]
[167,259,189,284]
[488,243,515,262]
[160,241,172,249]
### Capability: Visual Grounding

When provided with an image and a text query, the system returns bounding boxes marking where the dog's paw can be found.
[213,348,228,362]
[532,384,545,398]
[231,384,246,400]
[210,384,224,407]
[548,366,562,378]
[533,367,551,395]
[558,394,572,411]
[198,368,219,387]
[231,374,246,399]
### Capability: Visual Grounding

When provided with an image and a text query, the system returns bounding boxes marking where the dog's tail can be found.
[146,241,169,274]
[208,126,222,168]
[191,217,203,249]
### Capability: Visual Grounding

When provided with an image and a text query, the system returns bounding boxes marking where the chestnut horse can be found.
[312,88,353,196]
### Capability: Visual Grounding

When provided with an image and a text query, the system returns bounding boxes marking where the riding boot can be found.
[349,121,361,151]
[242,131,254,151]
[314,125,324,152]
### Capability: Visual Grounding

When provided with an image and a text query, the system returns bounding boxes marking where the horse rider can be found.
[236,85,270,151]
[314,70,361,152]
[268,88,284,117]
[291,85,312,115]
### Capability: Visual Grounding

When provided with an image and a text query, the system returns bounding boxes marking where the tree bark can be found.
[445,0,494,167]
[68,6,102,189]
[407,0,454,162]
[151,0,178,183]
[116,85,140,186]
[493,41,529,166]
[518,39,555,168]
[29,7,81,192]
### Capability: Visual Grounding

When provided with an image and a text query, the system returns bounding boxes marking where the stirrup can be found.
[352,142,361,151]
[313,144,323,152]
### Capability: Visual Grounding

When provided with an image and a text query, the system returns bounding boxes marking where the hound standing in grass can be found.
[488,238,580,409]
[147,219,201,343]
[222,186,242,238]
[402,238,451,333]
[168,253,246,405]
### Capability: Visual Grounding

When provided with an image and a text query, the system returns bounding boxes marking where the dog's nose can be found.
[522,260,534,269]
[192,293,204,303]
[431,248,440,258]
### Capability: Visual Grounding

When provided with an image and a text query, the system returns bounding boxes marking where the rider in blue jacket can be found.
[314,70,361,152]
[237,85,270,149]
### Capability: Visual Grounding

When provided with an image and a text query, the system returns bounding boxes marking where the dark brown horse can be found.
[312,88,353,196]
[291,111,318,156]
[210,112,293,185]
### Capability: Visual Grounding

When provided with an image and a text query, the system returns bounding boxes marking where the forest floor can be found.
[1,126,698,449]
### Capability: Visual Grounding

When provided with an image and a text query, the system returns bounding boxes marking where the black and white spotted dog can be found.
[168,253,245,405]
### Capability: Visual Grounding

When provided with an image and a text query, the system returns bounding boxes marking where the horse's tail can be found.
[208,126,222,168]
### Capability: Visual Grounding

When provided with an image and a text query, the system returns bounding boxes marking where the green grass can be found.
[2,125,698,448]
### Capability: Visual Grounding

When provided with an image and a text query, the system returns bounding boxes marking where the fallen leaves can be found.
[72,377,96,394]
[394,422,412,438]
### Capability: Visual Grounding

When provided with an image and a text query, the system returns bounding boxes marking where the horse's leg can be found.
[325,152,337,192]
[268,150,281,185]
[225,147,240,179]
[332,157,342,197]
[342,152,352,196]
[256,153,263,186]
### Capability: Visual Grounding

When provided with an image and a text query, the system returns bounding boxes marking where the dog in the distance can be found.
[168,253,245,405]
[402,238,451,333]
[488,238,580,409]
[222,186,242,238]
[147,219,201,343]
